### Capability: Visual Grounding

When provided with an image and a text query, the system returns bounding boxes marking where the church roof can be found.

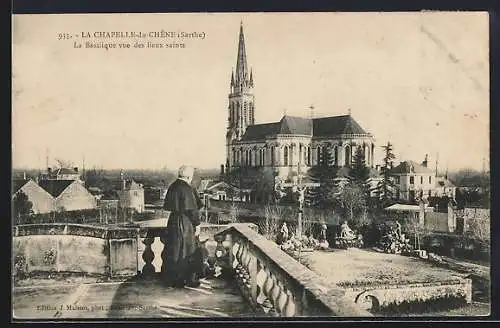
[313,115,368,136]
[241,122,281,141]
[240,114,369,141]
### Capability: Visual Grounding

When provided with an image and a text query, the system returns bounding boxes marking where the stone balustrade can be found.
[214,225,372,317]
[136,223,258,277]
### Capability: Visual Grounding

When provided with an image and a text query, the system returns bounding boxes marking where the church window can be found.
[249,103,254,125]
[317,147,321,165]
[249,149,253,166]
[271,146,275,165]
[333,146,338,166]
[307,147,311,166]
[232,149,236,165]
[345,146,351,166]
[284,146,289,166]
[420,176,423,184]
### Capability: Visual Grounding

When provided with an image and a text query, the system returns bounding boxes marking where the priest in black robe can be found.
[162,165,203,287]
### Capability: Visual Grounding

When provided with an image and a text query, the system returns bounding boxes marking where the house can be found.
[390,155,436,202]
[433,176,456,199]
[38,179,97,212]
[12,179,55,214]
[199,179,252,202]
[117,179,145,213]
[44,167,82,181]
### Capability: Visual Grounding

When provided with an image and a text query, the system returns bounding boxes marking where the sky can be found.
[12,12,489,171]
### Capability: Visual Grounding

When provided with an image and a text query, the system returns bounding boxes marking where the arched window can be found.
[232,149,236,166]
[345,145,351,166]
[249,149,253,166]
[298,144,302,165]
[333,146,338,166]
[284,146,289,166]
[316,147,321,165]
[271,146,276,166]
[323,146,328,166]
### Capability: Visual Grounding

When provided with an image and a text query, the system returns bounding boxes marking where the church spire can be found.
[230,70,235,87]
[235,22,248,86]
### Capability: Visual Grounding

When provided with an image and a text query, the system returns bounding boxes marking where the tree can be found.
[349,146,370,184]
[376,142,396,207]
[338,183,368,228]
[13,191,33,223]
[306,148,342,208]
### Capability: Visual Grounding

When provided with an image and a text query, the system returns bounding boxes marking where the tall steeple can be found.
[226,22,256,171]
[235,21,249,86]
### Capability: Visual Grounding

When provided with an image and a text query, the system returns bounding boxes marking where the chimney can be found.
[422,154,428,168]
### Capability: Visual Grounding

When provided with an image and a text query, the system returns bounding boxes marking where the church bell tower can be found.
[226,22,255,170]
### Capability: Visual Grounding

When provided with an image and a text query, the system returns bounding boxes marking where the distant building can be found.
[433,176,456,199]
[391,156,436,202]
[117,177,145,213]
[43,167,82,181]
[199,179,251,202]
[12,179,55,214]
[38,179,97,212]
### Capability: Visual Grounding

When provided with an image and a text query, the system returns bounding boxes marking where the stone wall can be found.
[342,279,472,310]
[13,224,139,278]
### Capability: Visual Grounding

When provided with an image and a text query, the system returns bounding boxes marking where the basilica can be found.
[225,24,376,181]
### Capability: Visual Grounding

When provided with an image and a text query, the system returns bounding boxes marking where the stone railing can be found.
[136,222,258,277]
[13,224,139,278]
[214,225,372,317]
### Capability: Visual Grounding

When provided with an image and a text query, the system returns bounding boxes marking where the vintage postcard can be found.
[12,12,490,319]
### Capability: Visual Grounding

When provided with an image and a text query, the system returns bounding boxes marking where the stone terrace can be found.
[13,275,253,319]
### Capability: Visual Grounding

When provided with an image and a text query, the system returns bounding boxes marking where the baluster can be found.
[255,266,267,306]
[270,274,281,311]
[232,242,241,270]
[263,269,276,314]
[276,281,288,316]
[242,247,251,289]
[141,236,155,277]
[283,288,296,317]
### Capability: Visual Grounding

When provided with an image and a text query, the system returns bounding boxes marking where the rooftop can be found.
[391,161,434,175]
[38,180,75,198]
[12,179,31,194]
[240,114,370,141]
